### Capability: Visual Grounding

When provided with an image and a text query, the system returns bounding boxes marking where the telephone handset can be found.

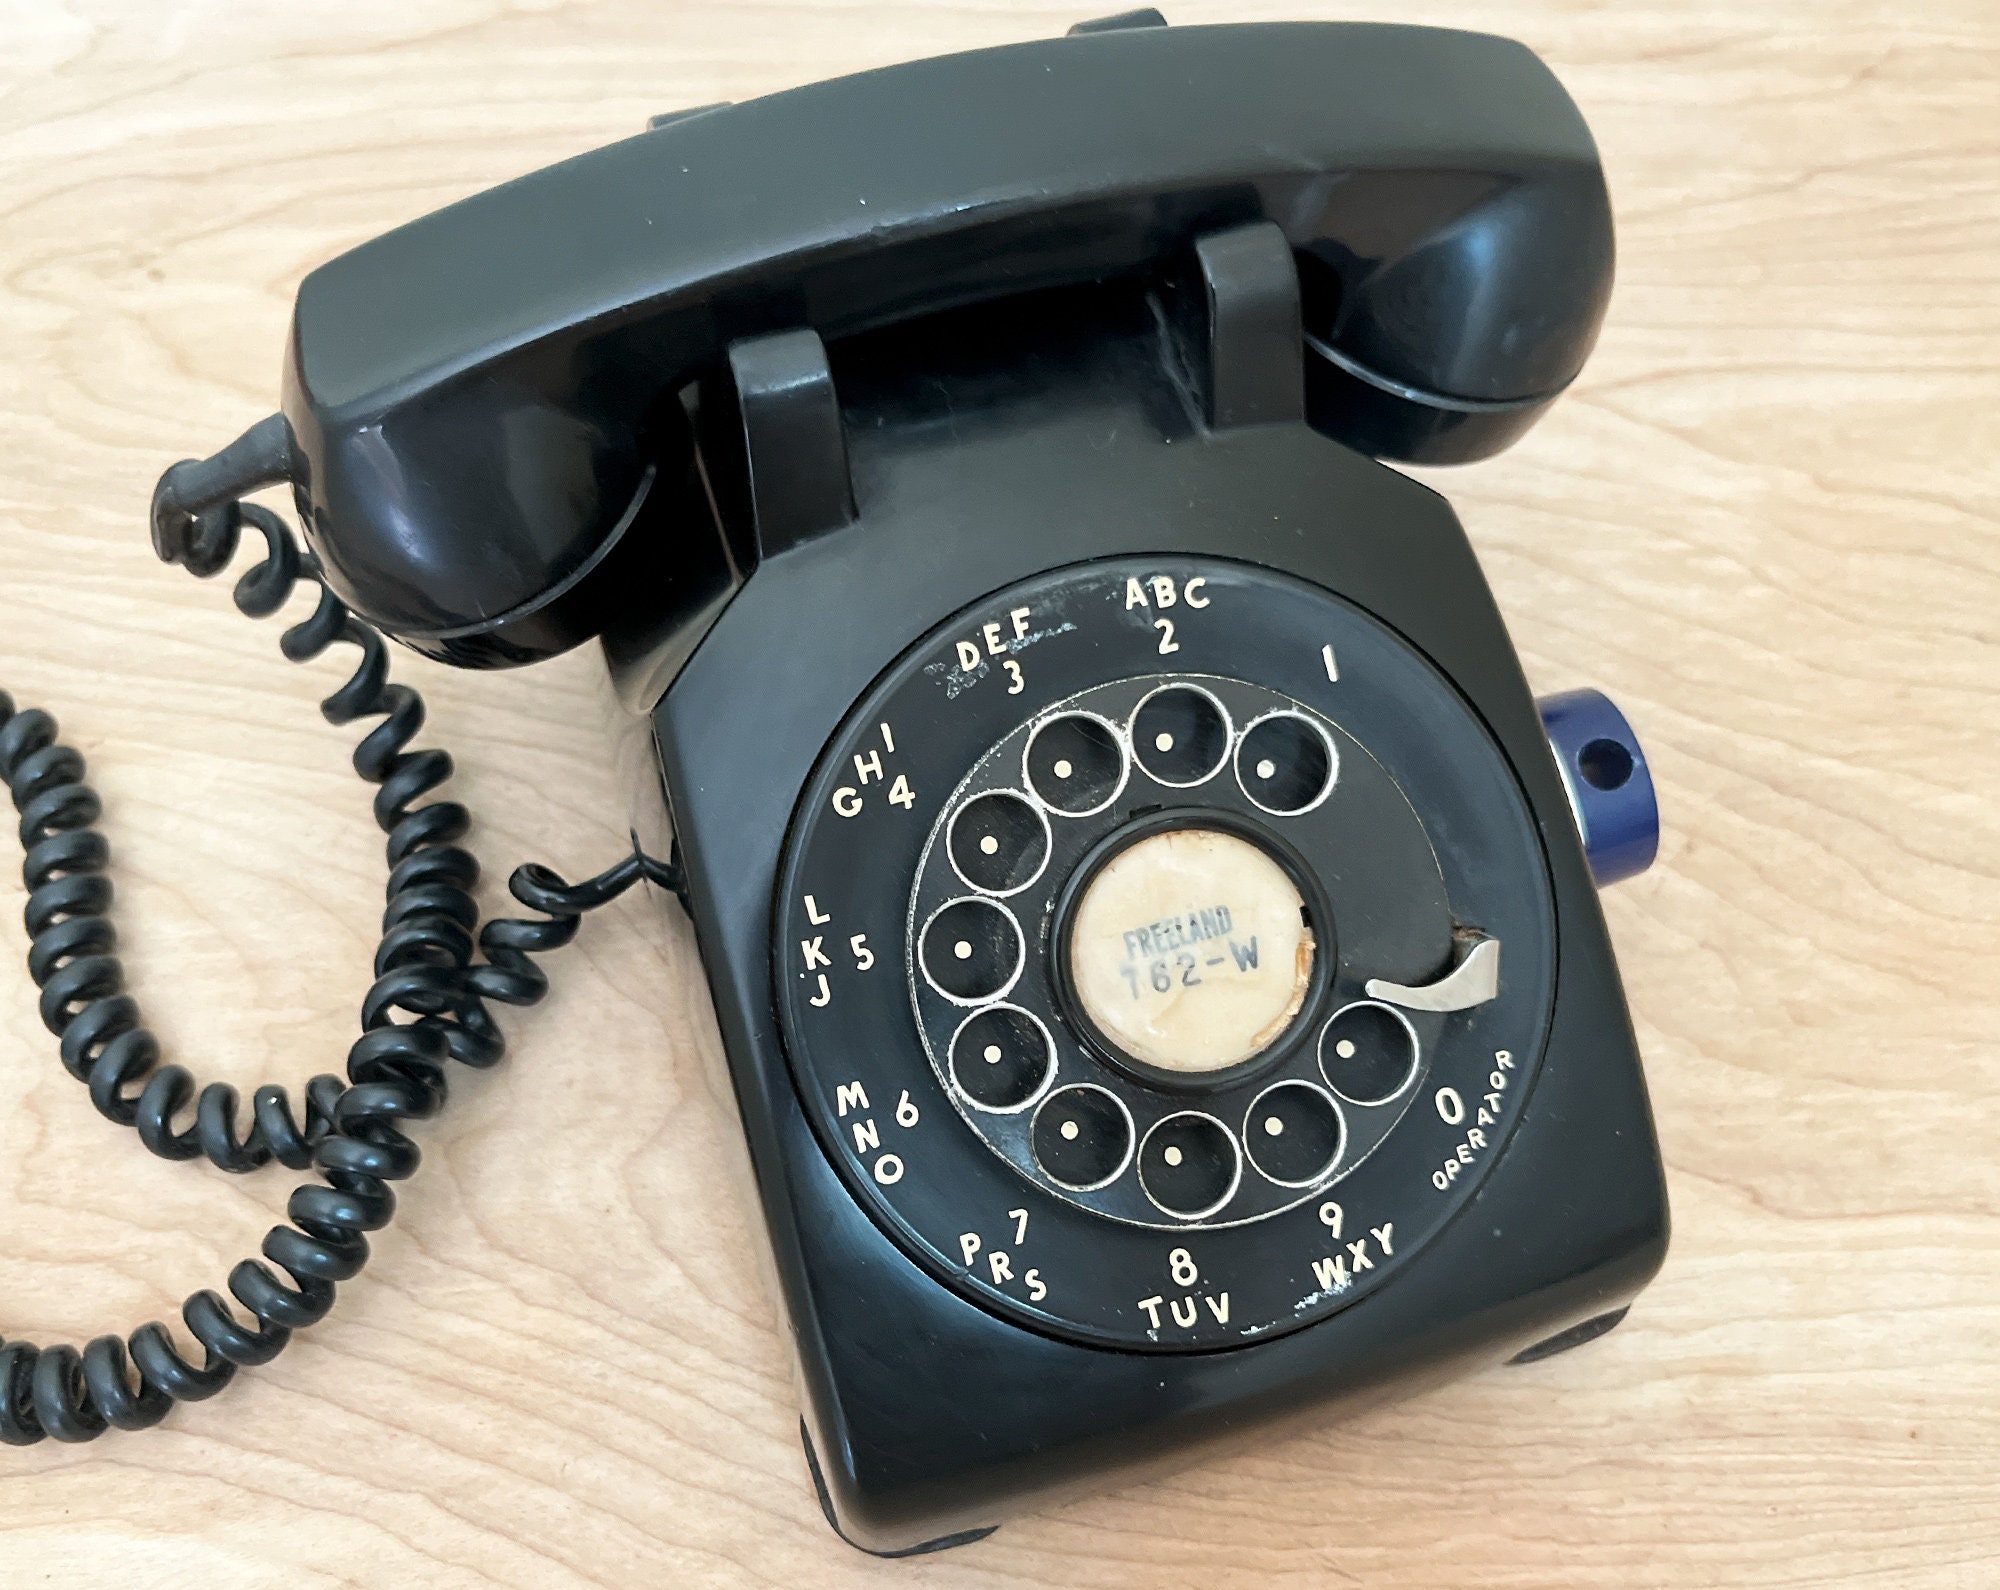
[263,14,1613,668]
[4,15,1666,1553]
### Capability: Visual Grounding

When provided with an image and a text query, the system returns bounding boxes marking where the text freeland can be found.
[1121,905,1234,962]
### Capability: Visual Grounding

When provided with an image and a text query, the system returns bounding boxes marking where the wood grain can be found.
[1,2,1995,1584]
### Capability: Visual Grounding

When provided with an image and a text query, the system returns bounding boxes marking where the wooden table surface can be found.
[1,2,1995,1585]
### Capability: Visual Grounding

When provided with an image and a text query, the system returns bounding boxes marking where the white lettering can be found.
[808,973,830,1008]
[852,749,883,785]
[1025,1269,1047,1302]
[956,640,981,671]
[800,937,830,971]
[835,1082,869,1117]
[849,933,874,971]
[1435,1086,1466,1125]
[852,1119,880,1155]
[832,786,862,817]
[1125,577,1149,610]
[1312,1255,1349,1290]
[1203,1292,1230,1324]
[1150,575,1177,608]
[872,1154,903,1185]
[1370,1223,1395,1256]
[959,1232,982,1266]
[895,1090,919,1128]
[987,1252,1014,1284]
[1183,578,1209,608]
[1010,606,1032,640]
[1138,1295,1164,1329]
[1170,1297,1198,1328]
[1009,1208,1029,1246]
[804,894,831,925]
[1346,1238,1374,1272]
[1318,1201,1344,1238]
[982,621,1005,656]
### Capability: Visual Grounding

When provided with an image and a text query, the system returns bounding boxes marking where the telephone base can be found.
[646,245,1666,1550]
[1509,1307,1634,1366]
[801,1423,1001,1557]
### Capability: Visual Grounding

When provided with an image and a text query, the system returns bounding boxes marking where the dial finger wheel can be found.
[1137,1113,1241,1220]
[1237,712,1336,815]
[918,897,1023,1003]
[950,1005,1055,1111]
[1244,1081,1345,1187]
[1319,1001,1419,1105]
[948,791,1050,895]
[1032,1085,1134,1190]
[1131,684,1230,786]
[776,555,1556,1351]
[1026,713,1125,814]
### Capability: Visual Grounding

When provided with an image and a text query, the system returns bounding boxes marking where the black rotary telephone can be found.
[1,14,1669,1555]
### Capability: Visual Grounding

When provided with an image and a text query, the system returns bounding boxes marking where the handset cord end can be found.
[150,413,295,575]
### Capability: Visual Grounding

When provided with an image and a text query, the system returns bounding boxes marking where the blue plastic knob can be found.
[1535,688,1658,887]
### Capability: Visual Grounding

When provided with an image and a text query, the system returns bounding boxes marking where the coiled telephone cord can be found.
[0,417,678,1444]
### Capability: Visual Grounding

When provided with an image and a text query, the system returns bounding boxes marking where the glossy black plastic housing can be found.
[629,268,1664,1551]
[278,21,1612,665]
